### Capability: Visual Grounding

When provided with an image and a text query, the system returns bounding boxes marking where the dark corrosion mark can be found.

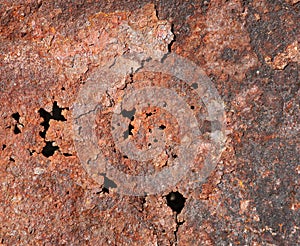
[121,108,136,120]
[100,173,118,192]
[201,120,222,133]
[191,83,198,89]
[123,123,134,139]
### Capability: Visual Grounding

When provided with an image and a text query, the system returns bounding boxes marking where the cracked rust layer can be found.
[0,0,299,245]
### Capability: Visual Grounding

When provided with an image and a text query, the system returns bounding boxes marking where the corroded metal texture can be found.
[0,0,299,245]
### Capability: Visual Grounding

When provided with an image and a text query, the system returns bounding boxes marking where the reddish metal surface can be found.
[0,1,299,245]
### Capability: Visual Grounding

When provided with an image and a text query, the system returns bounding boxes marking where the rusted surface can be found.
[0,0,299,245]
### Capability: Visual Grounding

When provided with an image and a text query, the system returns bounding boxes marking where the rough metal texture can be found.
[0,0,299,245]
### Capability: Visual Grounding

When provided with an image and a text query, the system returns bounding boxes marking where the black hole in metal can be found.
[102,187,109,194]
[52,101,67,121]
[42,141,59,157]
[13,125,21,134]
[159,125,166,130]
[12,112,20,121]
[123,123,134,139]
[63,153,72,157]
[166,191,186,213]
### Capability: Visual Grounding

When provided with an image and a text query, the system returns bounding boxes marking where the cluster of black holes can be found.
[117,106,192,203]
[2,144,6,150]
[38,101,69,158]
[145,109,157,119]
[166,191,186,214]
[121,108,169,148]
